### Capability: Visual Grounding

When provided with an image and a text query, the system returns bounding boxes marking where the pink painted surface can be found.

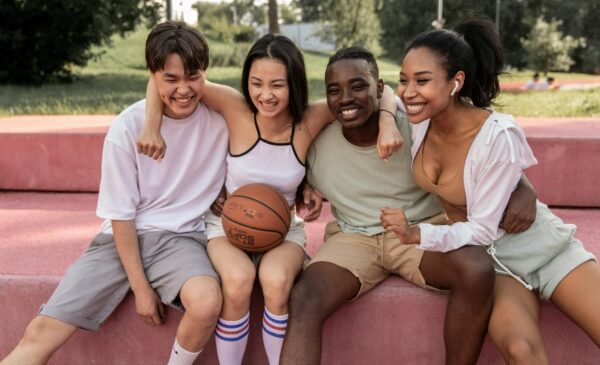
[517,117,600,207]
[0,115,112,192]
[1,195,599,364]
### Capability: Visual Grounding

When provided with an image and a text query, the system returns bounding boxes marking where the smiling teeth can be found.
[175,96,192,103]
[406,104,424,113]
[341,109,357,116]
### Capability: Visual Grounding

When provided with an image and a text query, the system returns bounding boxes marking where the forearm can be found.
[112,220,150,293]
[379,85,398,127]
[145,78,164,132]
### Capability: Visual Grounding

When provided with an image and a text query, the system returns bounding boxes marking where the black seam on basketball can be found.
[230,195,290,228]
[261,185,291,224]
[222,213,286,236]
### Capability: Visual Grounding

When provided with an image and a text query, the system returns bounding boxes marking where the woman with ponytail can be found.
[382,18,600,363]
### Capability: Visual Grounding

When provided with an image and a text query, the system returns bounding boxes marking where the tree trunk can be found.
[268,0,280,33]
[165,0,172,21]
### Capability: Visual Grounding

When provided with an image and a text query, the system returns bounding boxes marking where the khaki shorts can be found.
[308,222,429,298]
[40,231,217,331]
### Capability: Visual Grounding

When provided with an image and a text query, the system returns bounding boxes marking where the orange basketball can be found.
[221,183,291,253]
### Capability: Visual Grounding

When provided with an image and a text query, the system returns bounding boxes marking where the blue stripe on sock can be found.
[263,310,288,325]
[262,324,285,339]
[215,327,250,342]
[217,316,250,329]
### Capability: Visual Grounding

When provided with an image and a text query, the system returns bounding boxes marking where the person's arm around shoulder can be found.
[300,85,403,160]
[137,78,167,161]
[500,174,537,233]
[112,220,165,327]
[377,85,404,160]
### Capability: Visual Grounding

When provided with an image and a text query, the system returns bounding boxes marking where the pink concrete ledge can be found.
[1,194,599,364]
[0,115,112,192]
[2,115,600,208]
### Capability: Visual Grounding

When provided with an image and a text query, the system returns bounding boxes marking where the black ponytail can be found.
[404,18,504,107]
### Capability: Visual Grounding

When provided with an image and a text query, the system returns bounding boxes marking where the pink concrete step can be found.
[519,117,600,207]
[1,116,599,207]
[0,115,112,192]
[1,193,599,364]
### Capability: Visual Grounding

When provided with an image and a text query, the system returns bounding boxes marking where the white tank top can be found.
[225,115,305,206]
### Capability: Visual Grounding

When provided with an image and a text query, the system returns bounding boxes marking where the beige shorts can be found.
[308,222,429,298]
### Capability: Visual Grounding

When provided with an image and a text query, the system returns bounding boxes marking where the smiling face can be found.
[398,47,457,123]
[152,53,205,119]
[325,58,383,129]
[247,57,291,119]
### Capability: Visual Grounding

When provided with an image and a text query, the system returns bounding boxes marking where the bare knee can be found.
[180,277,222,323]
[259,264,296,307]
[289,279,329,321]
[220,265,255,308]
[501,337,546,365]
[449,247,495,295]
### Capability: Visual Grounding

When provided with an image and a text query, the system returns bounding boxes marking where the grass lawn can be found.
[1,26,599,117]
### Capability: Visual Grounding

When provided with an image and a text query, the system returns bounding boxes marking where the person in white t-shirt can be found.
[1,21,228,365]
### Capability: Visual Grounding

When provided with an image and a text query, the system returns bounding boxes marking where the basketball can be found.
[221,183,291,253]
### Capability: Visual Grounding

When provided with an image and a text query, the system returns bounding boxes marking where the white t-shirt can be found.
[96,100,228,234]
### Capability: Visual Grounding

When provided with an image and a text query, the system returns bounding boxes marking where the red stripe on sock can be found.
[263,317,287,332]
[217,322,250,336]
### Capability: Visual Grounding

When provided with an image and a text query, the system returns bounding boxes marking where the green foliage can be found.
[292,0,321,22]
[319,0,382,56]
[521,17,585,73]
[195,1,257,43]
[0,0,160,85]
[377,0,531,67]
[210,42,252,68]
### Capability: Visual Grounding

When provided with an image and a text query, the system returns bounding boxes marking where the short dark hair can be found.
[241,34,308,125]
[145,21,209,73]
[326,47,379,80]
[404,18,503,107]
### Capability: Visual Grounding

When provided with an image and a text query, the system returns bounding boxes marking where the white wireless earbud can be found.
[450,80,460,97]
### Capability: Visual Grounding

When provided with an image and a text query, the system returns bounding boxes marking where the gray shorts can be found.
[205,210,306,248]
[492,202,596,299]
[39,231,218,331]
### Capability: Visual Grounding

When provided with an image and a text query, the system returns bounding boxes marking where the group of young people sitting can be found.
[2,18,599,365]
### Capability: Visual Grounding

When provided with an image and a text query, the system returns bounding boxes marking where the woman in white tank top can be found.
[139,34,401,365]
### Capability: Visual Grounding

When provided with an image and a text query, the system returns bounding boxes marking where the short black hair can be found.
[326,47,379,80]
[146,21,209,73]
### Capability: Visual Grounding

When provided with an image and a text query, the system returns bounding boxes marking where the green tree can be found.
[521,16,585,74]
[378,0,531,66]
[319,0,382,56]
[292,0,321,22]
[0,0,160,84]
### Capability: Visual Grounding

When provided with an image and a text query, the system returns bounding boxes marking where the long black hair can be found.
[241,34,308,124]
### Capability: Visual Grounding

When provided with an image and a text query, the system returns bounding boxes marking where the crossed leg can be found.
[420,245,496,365]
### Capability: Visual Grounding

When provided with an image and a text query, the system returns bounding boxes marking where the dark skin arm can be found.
[500,174,537,233]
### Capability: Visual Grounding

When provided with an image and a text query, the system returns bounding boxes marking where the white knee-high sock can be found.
[166,338,202,365]
[215,313,250,365]
[262,307,288,365]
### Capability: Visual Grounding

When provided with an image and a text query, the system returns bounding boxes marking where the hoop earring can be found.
[450,80,459,97]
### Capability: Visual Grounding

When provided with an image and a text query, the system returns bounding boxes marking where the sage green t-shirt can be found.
[307,111,442,236]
